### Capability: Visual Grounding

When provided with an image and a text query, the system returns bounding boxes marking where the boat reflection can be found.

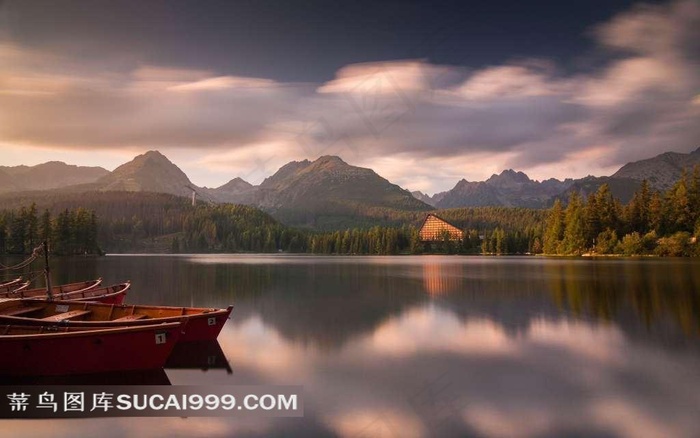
[0,368,171,385]
[165,340,232,374]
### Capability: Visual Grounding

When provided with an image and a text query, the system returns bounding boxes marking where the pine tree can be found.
[543,199,565,254]
[667,171,692,233]
[562,192,587,255]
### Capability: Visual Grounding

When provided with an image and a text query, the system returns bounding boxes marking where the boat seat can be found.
[42,310,92,322]
[113,314,148,321]
[0,306,45,317]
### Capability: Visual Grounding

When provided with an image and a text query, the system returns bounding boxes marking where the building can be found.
[418,213,463,241]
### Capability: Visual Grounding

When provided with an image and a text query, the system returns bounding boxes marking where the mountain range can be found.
[0,162,109,193]
[1,146,698,227]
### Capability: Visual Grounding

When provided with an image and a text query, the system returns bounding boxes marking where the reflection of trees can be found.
[545,260,700,337]
[50,255,700,351]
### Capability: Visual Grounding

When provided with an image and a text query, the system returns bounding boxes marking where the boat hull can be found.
[0,323,181,376]
[0,301,231,342]
[20,282,129,304]
[0,278,102,299]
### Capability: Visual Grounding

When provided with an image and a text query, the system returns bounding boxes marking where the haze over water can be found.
[3,255,700,437]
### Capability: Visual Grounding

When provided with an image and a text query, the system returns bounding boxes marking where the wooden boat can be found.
[0,300,232,342]
[0,278,102,299]
[0,277,22,288]
[0,280,29,294]
[0,322,182,376]
[0,282,129,305]
[51,281,129,304]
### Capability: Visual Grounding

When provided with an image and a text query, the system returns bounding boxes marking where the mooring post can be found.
[43,241,53,301]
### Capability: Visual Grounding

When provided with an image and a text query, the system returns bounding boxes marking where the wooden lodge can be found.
[418,214,463,241]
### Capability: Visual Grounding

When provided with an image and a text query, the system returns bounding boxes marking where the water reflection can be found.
[545,260,700,338]
[422,262,464,296]
[2,255,699,437]
[0,369,171,386]
[165,340,232,374]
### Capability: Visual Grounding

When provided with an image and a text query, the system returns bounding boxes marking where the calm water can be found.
[3,255,700,437]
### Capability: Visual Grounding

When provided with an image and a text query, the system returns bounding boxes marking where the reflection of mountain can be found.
[247,262,427,350]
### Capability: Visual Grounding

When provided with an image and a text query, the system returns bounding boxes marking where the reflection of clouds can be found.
[588,399,679,438]
[366,305,515,357]
[219,316,316,379]
[5,297,699,437]
[463,405,554,438]
[0,417,242,438]
[218,305,700,438]
[326,408,425,438]
[527,319,625,364]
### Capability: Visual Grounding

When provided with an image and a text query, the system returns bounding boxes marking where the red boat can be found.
[0,278,102,299]
[0,322,182,376]
[0,277,22,288]
[0,280,29,294]
[52,281,130,304]
[0,300,232,342]
[0,282,129,305]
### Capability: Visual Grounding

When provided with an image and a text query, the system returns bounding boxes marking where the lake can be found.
[2,255,700,437]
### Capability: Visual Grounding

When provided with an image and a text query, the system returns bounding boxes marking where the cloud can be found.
[1,1,698,192]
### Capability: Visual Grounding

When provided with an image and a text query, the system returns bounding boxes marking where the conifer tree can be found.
[543,199,564,254]
[562,192,587,255]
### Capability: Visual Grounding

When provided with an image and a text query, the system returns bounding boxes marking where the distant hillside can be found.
[95,150,194,196]
[0,161,108,193]
[432,170,573,209]
[212,156,433,228]
[3,146,698,230]
[0,169,18,193]
[556,176,642,204]
[612,147,700,190]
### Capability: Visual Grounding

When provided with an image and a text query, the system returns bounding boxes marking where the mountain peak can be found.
[97,150,193,196]
[311,155,348,169]
[138,150,169,162]
[216,177,253,193]
[612,147,700,190]
[315,155,346,164]
[487,169,532,185]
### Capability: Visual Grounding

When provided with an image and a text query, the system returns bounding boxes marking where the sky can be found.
[0,0,698,194]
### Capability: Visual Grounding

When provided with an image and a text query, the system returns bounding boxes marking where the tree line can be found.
[0,204,98,255]
[542,167,700,256]
[1,167,698,257]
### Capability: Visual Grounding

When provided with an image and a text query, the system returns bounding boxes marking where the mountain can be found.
[411,190,447,207]
[431,170,574,209]
[612,147,700,190]
[249,156,432,227]
[0,169,18,193]
[215,177,253,194]
[95,150,195,197]
[0,161,108,193]
[205,177,255,203]
[556,176,642,204]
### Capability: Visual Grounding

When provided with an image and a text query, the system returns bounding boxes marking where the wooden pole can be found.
[43,241,53,301]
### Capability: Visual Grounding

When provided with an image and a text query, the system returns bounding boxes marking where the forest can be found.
[0,166,698,256]
[542,167,700,257]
